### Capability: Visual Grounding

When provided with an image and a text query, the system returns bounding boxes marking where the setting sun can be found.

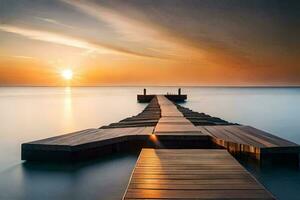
[61,69,73,80]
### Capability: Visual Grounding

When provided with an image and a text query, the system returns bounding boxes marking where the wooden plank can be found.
[195,125,300,157]
[128,183,263,190]
[154,96,205,137]
[205,126,265,148]
[28,127,153,146]
[123,149,275,199]
[156,95,183,117]
[155,123,200,133]
[125,189,274,199]
[239,126,298,147]
[223,126,276,147]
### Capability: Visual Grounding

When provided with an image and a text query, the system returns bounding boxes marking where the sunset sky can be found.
[0,0,299,86]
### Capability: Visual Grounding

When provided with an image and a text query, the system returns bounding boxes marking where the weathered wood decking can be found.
[22,94,300,163]
[22,127,154,161]
[154,95,202,135]
[123,149,275,199]
[102,97,161,129]
[21,98,160,161]
[198,126,299,156]
[174,102,300,161]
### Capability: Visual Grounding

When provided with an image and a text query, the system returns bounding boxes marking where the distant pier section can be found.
[137,88,187,102]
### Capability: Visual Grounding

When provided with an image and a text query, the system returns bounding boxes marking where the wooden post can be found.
[143,88,146,95]
[178,88,181,95]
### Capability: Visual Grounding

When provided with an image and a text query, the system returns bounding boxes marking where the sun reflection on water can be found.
[63,86,74,132]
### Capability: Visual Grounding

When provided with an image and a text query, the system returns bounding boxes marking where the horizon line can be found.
[1,85,300,88]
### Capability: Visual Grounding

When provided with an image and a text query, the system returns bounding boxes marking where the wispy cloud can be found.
[0,24,161,58]
[0,55,36,60]
[35,17,74,29]
[60,0,260,66]
[0,24,106,52]
[61,0,192,59]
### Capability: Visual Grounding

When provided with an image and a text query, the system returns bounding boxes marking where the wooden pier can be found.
[22,94,300,163]
[21,92,300,199]
[123,149,275,199]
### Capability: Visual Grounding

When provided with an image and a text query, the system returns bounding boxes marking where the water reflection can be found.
[237,156,300,200]
[63,87,74,132]
[0,152,138,200]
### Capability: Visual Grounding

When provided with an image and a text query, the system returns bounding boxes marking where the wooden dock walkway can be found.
[22,94,300,163]
[175,102,299,161]
[198,126,299,156]
[123,149,275,199]
[154,95,202,135]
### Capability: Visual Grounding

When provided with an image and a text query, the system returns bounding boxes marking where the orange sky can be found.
[0,0,299,86]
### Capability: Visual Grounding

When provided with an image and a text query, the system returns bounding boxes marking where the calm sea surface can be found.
[0,87,300,200]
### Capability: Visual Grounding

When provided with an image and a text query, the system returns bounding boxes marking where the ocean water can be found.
[0,87,299,200]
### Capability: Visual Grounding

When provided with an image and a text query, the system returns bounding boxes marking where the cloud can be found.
[35,17,74,29]
[59,0,267,67]
[0,55,36,60]
[0,24,161,58]
[61,0,191,59]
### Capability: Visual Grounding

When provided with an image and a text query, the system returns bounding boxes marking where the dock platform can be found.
[137,88,187,103]
[123,149,275,199]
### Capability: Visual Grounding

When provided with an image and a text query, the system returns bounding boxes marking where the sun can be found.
[61,69,73,80]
